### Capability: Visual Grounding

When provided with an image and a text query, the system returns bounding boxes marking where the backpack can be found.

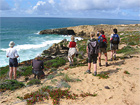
[99,35,107,48]
[111,34,119,44]
[88,39,99,55]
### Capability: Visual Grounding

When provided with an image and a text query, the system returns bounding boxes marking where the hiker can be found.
[6,41,19,80]
[97,31,100,37]
[98,30,109,67]
[32,56,45,79]
[86,32,99,76]
[67,36,77,66]
[110,28,120,61]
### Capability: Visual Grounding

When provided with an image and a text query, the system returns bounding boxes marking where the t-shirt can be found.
[32,59,44,71]
[6,48,19,58]
[69,41,76,48]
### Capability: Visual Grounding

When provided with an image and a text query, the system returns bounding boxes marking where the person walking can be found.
[86,32,99,76]
[67,36,77,66]
[6,41,19,80]
[32,56,45,79]
[98,30,109,67]
[110,28,120,61]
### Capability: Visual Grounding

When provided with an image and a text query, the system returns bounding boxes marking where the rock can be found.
[39,28,75,35]
[105,86,110,89]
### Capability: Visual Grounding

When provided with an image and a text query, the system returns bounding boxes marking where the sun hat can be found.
[9,41,15,47]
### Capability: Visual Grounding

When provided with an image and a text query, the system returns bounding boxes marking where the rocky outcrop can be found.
[39,28,75,35]
[40,24,140,37]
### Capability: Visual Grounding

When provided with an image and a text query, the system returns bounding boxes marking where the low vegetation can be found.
[44,57,67,68]
[124,71,130,74]
[17,86,97,105]
[27,79,41,86]
[0,80,25,92]
[95,72,109,79]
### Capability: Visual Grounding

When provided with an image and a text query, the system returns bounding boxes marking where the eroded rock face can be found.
[40,24,140,37]
[39,28,75,35]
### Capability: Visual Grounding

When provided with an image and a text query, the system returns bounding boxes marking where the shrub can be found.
[62,73,74,82]
[45,57,66,68]
[0,80,25,91]
[124,71,130,74]
[17,66,32,77]
[0,66,9,79]
[95,72,109,79]
[27,79,41,86]
[47,74,55,80]
[78,54,83,59]
[117,46,137,55]
[19,86,97,105]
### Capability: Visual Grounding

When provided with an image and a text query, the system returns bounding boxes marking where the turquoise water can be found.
[0,17,140,67]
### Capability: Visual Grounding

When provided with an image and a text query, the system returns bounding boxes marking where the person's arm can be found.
[86,46,88,55]
[67,42,70,48]
[15,50,19,58]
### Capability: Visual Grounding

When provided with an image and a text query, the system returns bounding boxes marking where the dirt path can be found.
[0,51,140,105]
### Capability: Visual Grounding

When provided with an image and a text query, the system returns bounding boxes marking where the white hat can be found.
[9,41,15,47]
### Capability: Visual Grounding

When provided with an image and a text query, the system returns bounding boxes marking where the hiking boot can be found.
[93,71,97,76]
[99,63,101,67]
[106,62,109,67]
[86,70,91,74]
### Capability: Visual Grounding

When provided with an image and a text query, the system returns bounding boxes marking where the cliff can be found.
[39,24,140,37]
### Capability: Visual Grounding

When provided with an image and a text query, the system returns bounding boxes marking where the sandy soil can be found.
[0,51,140,105]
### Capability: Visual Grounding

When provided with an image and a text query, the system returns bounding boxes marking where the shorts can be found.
[110,44,118,50]
[9,58,18,67]
[88,54,98,64]
[99,48,107,54]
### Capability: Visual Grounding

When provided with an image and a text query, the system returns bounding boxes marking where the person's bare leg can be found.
[111,50,114,60]
[104,53,108,63]
[113,50,116,60]
[104,53,109,66]
[88,63,91,70]
[9,67,13,79]
[13,67,17,80]
[98,53,101,66]
[71,54,75,64]
[94,64,97,72]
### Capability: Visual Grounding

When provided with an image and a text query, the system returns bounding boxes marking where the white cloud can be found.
[0,0,11,10]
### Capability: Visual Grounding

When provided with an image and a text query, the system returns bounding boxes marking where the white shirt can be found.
[6,48,19,58]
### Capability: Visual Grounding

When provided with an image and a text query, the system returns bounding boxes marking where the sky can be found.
[0,0,140,20]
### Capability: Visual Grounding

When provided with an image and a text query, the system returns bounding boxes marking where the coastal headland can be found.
[0,24,140,105]
[40,24,140,37]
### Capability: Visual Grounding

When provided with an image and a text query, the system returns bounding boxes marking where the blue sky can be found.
[0,0,140,20]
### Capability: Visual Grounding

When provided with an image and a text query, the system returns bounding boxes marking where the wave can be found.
[34,31,40,34]
[1,40,62,52]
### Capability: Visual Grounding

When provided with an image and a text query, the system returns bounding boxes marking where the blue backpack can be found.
[111,34,119,44]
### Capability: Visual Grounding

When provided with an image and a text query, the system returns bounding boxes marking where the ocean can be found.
[0,17,140,67]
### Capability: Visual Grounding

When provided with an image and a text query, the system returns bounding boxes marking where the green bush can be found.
[78,54,83,59]
[27,79,41,86]
[47,74,55,80]
[116,46,138,55]
[0,80,25,91]
[17,66,32,77]
[0,66,9,79]
[45,57,66,68]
